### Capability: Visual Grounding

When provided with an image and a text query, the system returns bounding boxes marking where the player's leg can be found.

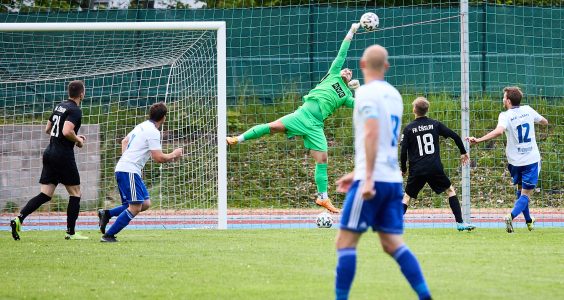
[11,184,56,241]
[444,185,475,231]
[379,233,431,300]
[373,182,431,300]
[102,173,149,242]
[60,158,87,240]
[303,121,339,213]
[98,172,132,233]
[226,118,286,145]
[506,162,538,232]
[310,149,338,213]
[335,230,362,300]
[517,185,535,231]
[403,175,426,215]
[402,194,411,214]
[334,180,365,300]
[63,184,88,240]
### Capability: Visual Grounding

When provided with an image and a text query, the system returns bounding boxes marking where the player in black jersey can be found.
[10,80,88,241]
[400,97,476,231]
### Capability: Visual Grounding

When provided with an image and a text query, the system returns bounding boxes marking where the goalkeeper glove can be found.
[348,79,360,90]
[346,23,361,40]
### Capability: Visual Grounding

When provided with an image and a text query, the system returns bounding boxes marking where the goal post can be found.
[0,21,227,229]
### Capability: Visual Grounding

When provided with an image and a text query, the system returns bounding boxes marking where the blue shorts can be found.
[115,172,150,204]
[340,181,404,234]
[508,162,540,190]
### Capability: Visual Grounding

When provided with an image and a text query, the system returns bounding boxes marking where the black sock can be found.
[402,203,408,215]
[448,195,464,223]
[19,193,52,222]
[66,196,81,235]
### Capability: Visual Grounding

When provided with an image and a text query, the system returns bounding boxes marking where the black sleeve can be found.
[438,122,467,154]
[400,127,409,172]
[66,107,82,126]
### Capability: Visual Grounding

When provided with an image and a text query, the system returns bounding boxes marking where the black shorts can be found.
[405,171,451,199]
[39,149,80,186]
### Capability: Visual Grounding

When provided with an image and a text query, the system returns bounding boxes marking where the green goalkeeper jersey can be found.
[302,40,355,121]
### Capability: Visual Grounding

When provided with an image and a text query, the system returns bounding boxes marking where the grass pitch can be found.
[1,228,563,299]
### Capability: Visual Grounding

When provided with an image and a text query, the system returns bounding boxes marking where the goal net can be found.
[0,22,227,230]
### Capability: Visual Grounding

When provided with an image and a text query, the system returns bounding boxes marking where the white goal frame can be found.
[0,22,228,229]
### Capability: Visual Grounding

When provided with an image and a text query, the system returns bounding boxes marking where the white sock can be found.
[237,135,245,142]
[318,192,328,200]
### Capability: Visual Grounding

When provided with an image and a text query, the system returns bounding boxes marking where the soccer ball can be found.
[316,212,333,228]
[360,12,379,31]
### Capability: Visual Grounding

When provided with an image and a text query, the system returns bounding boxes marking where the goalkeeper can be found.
[227,23,361,213]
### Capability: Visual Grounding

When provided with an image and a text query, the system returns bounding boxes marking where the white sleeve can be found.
[356,87,380,121]
[497,112,508,129]
[147,129,162,150]
[529,106,543,123]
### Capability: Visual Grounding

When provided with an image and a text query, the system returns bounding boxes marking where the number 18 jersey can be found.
[497,105,542,166]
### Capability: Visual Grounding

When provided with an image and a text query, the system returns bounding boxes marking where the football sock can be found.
[105,209,134,236]
[335,248,356,300]
[315,163,328,196]
[448,195,464,223]
[511,194,530,220]
[241,123,271,142]
[19,192,52,222]
[516,190,533,223]
[403,203,408,214]
[66,196,81,235]
[522,204,532,223]
[109,204,128,217]
[392,245,431,300]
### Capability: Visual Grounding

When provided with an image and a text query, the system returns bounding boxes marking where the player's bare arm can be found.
[150,148,183,163]
[62,120,85,148]
[537,116,549,125]
[362,118,379,200]
[336,172,355,193]
[120,136,129,154]
[44,120,53,135]
[467,125,504,145]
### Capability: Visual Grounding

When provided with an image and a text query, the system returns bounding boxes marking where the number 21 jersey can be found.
[47,99,82,153]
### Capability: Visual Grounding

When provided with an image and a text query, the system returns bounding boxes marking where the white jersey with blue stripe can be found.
[115,120,162,175]
[353,80,403,183]
[497,105,542,166]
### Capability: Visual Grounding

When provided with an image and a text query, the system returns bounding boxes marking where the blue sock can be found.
[105,209,134,236]
[511,195,530,220]
[335,248,356,300]
[522,204,532,223]
[516,191,533,223]
[393,245,431,300]
[109,204,128,217]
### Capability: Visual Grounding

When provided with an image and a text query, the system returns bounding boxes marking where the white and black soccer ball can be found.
[316,212,333,228]
[360,12,379,31]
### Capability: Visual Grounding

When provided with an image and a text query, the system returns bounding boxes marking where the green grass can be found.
[1,228,563,299]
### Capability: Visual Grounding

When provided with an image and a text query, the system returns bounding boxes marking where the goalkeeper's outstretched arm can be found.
[329,23,360,74]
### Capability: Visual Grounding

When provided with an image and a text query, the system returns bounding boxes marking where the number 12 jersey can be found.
[497,105,543,166]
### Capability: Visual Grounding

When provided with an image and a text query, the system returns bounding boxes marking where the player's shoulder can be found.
[403,119,418,131]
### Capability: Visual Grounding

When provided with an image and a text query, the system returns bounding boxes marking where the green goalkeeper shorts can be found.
[280,106,327,152]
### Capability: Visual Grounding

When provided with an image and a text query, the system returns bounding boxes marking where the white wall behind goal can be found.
[0,125,100,209]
